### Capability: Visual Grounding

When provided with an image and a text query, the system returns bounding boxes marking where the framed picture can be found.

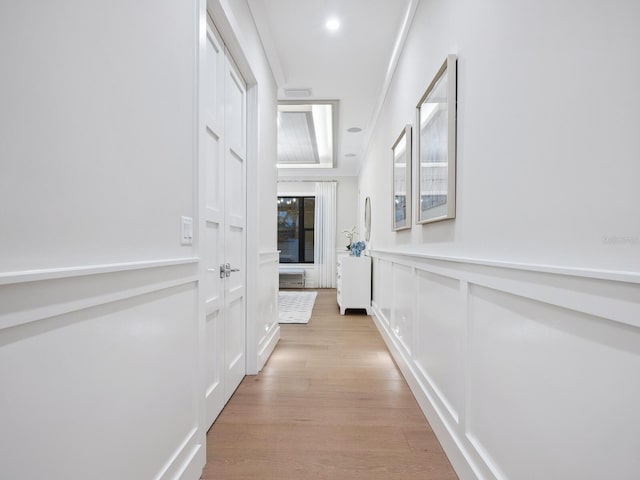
[416,54,457,224]
[392,125,412,231]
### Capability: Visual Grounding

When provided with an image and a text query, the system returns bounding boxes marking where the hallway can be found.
[202,289,458,479]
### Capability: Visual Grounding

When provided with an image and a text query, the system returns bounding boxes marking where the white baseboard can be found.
[257,323,280,371]
[371,303,479,480]
[155,428,203,480]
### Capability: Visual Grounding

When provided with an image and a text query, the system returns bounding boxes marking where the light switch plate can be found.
[181,216,193,245]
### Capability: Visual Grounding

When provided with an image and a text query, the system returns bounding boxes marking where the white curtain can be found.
[314,181,337,288]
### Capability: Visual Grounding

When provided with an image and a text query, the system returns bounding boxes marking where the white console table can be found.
[337,255,372,315]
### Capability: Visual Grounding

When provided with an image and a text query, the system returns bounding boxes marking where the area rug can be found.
[278,291,318,324]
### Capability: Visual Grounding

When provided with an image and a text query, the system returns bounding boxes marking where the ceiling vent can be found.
[284,88,312,98]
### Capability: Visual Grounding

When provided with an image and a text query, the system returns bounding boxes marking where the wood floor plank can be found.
[202,289,458,480]
[216,404,432,428]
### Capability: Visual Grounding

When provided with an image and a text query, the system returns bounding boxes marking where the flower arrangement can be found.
[342,225,357,250]
[350,241,366,257]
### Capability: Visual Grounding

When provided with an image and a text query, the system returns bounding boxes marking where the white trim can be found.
[259,250,280,264]
[257,322,280,371]
[153,427,199,480]
[370,249,640,285]
[196,2,208,472]
[257,252,280,370]
[245,82,261,375]
[0,276,199,331]
[371,249,640,329]
[207,0,265,378]
[0,257,199,286]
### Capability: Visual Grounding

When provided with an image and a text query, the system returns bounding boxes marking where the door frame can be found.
[203,1,261,375]
[196,0,261,436]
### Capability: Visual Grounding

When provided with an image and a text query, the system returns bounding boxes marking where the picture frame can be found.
[392,125,412,231]
[416,54,457,224]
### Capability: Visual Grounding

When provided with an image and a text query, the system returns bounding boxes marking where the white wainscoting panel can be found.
[467,284,640,480]
[0,270,202,480]
[257,251,280,371]
[391,263,415,357]
[0,262,198,331]
[370,249,640,480]
[415,270,463,425]
[373,257,393,326]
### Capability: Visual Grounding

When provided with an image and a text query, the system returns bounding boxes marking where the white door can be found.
[202,20,247,429]
[222,43,247,402]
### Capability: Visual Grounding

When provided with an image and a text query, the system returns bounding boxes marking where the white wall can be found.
[335,177,359,249]
[360,1,640,479]
[0,0,279,477]
[360,0,640,272]
[277,177,358,288]
[0,1,204,479]
[0,2,196,272]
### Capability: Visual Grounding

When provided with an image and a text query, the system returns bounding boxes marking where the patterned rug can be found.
[278,291,318,324]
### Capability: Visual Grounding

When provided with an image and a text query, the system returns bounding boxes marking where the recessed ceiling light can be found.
[326,18,340,31]
[345,153,356,157]
[347,127,362,133]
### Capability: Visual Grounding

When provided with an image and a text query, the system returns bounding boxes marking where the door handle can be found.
[205,267,227,279]
[217,263,240,278]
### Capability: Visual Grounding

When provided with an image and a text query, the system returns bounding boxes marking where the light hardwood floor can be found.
[202,289,458,479]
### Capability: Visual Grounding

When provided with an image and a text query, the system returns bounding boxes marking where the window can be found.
[277,196,315,263]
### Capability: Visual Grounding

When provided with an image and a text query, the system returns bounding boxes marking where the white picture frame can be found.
[392,124,412,231]
[416,54,457,224]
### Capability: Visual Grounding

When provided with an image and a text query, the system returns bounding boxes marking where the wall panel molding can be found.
[256,254,280,371]
[369,250,640,480]
[0,262,199,331]
[371,299,484,480]
[370,250,640,329]
[371,249,640,285]
[259,250,280,264]
[0,257,199,286]
[371,249,640,283]
[258,322,280,371]
[154,428,200,480]
[0,279,201,479]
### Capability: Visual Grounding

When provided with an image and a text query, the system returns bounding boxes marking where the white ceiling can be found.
[248,0,414,176]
